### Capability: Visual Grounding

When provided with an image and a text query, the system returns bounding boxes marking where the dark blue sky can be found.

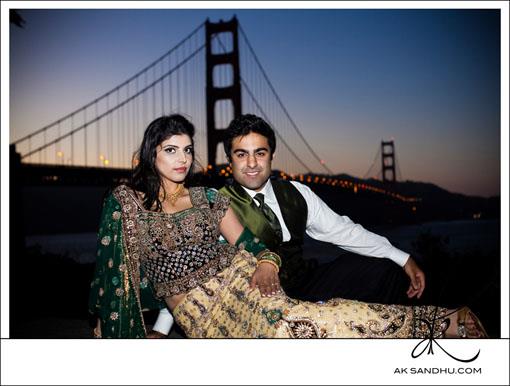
[9,8,501,197]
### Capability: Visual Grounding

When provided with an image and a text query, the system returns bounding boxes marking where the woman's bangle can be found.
[257,259,280,273]
[256,250,282,268]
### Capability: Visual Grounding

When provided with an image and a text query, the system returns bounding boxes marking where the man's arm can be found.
[403,257,425,299]
[291,181,425,298]
[292,181,409,266]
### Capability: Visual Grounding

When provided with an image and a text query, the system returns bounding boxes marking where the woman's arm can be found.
[218,206,245,245]
[218,205,281,297]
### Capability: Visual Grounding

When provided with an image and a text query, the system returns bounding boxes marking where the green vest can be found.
[220,179,313,295]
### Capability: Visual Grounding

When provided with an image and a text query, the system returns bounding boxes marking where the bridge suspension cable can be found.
[240,78,313,173]
[211,33,312,174]
[13,22,205,146]
[13,22,206,168]
[394,151,404,181]
[20,43,206,160]
[363,145,381,180]
[239,24,333,175]
[14,17,338,176]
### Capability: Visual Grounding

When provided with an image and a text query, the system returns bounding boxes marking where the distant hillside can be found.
[18,167,500,235]
[310,173,500,225]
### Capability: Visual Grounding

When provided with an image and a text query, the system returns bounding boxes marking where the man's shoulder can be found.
[288,180,305,189]
[284,181,322,205]
[272,180,313,205]
[271,178,298,189]
[218,182,245,198]
[286,180,313,195]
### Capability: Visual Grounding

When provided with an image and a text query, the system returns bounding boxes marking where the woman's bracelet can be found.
[256,250,282,268]
[256,259,280,273]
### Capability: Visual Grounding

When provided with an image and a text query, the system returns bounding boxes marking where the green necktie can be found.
[253,193,283,243]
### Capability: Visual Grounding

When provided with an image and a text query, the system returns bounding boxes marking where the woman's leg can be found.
[172,252,488,338]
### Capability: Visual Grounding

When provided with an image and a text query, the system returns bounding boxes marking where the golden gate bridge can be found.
[10,16,417,203]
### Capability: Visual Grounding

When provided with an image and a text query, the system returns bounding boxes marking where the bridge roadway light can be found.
[99,154,105,161]
[56,151,64,158]
[104,159,110,166]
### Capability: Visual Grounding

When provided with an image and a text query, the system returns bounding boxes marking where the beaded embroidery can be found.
[113,185,237,298]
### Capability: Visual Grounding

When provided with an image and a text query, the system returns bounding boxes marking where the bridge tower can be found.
[381,140,396,183]
[205,17,242,168]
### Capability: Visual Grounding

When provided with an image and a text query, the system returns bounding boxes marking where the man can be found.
[151,113,426,336]
[219,114,425,302]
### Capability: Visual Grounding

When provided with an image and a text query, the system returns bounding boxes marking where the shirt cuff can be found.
[152,308,174,335]
[389,248,410,267]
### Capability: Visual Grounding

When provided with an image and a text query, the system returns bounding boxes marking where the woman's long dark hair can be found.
[130,114,196,211]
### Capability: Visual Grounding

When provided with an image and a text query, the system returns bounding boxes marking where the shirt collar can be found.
[240,179,276,202]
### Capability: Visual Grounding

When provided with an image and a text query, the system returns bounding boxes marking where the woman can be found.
[89,114,487,339]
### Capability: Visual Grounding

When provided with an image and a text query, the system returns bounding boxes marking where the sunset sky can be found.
[9,8,501,197]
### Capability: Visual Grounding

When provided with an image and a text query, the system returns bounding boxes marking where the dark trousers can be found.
[286,252,411,305]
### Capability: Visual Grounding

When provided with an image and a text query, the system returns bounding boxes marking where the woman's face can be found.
[155,134,193,185]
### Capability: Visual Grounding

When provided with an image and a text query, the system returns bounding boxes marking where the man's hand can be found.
[146,330,168,339]
[403,256,426,299]
[249,262,281,297]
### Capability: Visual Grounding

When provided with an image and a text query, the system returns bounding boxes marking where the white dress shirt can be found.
[241,180,410,267]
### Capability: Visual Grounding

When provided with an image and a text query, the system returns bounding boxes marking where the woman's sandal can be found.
[456,307,489,338]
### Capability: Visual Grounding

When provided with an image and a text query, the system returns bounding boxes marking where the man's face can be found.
[230,132,273,192]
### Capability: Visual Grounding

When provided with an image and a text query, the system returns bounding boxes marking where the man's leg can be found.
[299,252,410,304]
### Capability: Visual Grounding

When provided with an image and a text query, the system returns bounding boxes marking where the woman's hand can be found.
[93,319,102,338]
[146,330,168,338]
[249,261,281,297]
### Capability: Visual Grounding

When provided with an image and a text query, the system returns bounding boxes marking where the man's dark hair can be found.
[224,114,276,161]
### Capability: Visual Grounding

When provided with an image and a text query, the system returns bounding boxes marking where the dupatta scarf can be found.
[88,193,165,338]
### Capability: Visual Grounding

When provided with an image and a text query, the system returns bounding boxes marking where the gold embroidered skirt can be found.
[173,251,449,338]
